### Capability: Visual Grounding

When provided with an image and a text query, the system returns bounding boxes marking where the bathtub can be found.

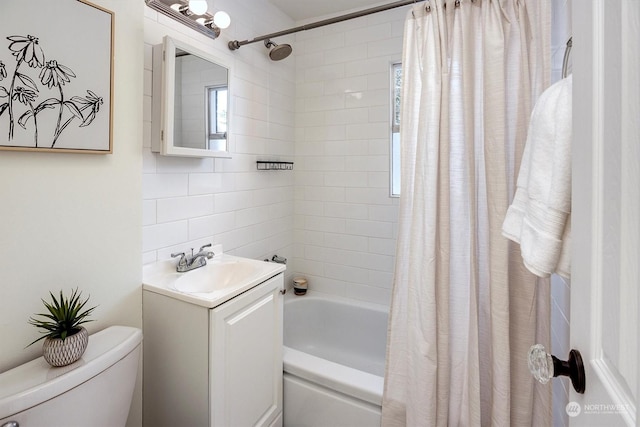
[283,292,388,427]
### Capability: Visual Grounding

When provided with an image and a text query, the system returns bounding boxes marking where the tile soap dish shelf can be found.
[256,161,294,171]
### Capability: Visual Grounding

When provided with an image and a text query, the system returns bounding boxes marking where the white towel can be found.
[502,75,572,279]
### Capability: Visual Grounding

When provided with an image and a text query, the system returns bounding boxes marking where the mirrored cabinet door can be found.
[152,36,232,158]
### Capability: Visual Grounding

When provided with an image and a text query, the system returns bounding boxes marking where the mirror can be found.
[153,36,231,158]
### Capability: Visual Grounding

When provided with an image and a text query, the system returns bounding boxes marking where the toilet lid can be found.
[0,326,142,419]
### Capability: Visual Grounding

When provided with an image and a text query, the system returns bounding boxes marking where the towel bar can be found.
[562,37,572,78]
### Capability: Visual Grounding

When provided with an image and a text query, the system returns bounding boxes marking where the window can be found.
[390,62,402,197]
[207,85,228,152]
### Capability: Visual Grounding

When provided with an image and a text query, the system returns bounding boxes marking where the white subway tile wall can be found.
[143,0,295,273]
[293,8,405,306]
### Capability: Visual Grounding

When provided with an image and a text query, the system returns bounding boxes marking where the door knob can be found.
[528,344,585,394]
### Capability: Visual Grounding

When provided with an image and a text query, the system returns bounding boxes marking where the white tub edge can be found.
[283,346,384,406]
[284,291,389,314]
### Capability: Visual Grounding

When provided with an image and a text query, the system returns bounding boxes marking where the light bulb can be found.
[213,11,231,29]
[188,0,208,15]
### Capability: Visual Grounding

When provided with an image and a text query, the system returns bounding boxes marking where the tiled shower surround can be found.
[291,10,405,305]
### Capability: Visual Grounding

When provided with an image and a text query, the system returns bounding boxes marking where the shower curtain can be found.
[383,1,551,426]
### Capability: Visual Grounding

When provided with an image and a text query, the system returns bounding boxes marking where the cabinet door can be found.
[210,274,284,426]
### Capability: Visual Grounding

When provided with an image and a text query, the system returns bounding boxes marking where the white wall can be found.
[143,0,296,285]
[292,8,405,306]
[0,1,144,426]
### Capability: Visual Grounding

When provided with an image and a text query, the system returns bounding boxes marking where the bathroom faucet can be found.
[171,244,215,272]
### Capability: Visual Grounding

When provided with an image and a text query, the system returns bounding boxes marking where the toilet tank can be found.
[0,326,142,427]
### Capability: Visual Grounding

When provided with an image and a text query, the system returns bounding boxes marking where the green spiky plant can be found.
[27,288,97,347]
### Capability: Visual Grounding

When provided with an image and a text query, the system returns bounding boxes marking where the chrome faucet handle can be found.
[195,244,214,259]
[171,252,187,265]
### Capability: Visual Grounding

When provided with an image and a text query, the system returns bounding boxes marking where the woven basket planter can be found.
[42,326,89,367]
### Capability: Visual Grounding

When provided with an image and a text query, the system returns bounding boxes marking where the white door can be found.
[570,0,640,425]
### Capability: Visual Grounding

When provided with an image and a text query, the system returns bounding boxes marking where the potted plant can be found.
[28,288,97,367]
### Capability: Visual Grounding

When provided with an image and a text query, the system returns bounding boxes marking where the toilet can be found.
[0,326,142,427]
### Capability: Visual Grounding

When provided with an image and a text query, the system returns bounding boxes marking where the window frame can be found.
[206,84,228,151]
[390,62,402,197]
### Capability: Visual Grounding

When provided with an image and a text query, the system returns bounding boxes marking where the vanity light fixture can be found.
[188,0,208,15]
[145,0,230,40]
[212,11,231,29]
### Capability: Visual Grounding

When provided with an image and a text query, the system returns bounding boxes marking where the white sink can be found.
[174,259,260,293]
[143,250,286,308]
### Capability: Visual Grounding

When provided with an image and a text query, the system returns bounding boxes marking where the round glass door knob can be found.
[528,344,554,384]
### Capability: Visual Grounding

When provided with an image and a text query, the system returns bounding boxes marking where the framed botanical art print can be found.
[0,0,113,154]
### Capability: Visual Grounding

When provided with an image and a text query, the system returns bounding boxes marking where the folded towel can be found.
[502,75,572,279]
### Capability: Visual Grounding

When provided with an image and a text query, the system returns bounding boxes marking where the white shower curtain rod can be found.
[228,0,427,51]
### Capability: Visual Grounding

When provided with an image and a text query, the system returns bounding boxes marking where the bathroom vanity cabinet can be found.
[143,273,285,427]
